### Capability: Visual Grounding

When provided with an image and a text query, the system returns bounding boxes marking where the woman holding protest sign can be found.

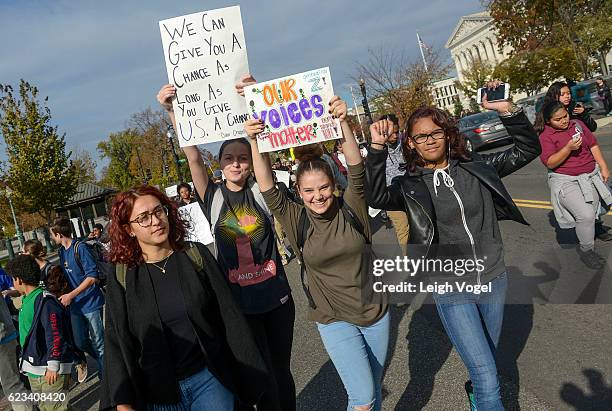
[157,82,295,411]
[100,185,268,411]
[365,84,540,411]
[244,90,389,411]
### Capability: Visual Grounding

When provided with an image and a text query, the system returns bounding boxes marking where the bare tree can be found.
[354,47,452,124]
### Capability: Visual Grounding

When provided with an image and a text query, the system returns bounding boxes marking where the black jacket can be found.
[21,292,76,376]
[100,242,269,410]
[568,102,597,132]
[366,112,541,256]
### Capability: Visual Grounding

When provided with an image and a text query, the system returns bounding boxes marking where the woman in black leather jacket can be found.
[366,92,540,410]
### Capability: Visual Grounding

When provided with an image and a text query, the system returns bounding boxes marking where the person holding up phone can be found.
[536,81,597,132]
[536,100,612,268]
[366,81,540,411]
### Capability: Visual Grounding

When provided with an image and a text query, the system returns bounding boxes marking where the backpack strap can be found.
[296,199,370,309]
[73,240,84,274]
[338,198,370,245]
[297,208,316,309]
[114,243,204,293]
[115,264,127,290]
[185,242,204,273]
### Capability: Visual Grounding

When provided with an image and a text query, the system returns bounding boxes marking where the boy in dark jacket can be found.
[6,255,74,411]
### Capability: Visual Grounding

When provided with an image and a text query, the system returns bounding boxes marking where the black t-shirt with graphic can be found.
[199,182,291,314]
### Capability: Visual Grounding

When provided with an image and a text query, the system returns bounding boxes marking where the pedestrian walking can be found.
[100,185,268,411]
[50,218,105,376]
[245,93,390,411]
[595,77,612,115]
[536,100,612,268]
[366,83,540,410]
[158,81,296,411]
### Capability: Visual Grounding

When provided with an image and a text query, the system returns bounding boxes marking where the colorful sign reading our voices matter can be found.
[159,6,250,147]
[243,67,342,153]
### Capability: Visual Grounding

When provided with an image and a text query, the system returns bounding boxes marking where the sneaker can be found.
[76,362,88,383]
[465,380,477,411]
[578,249,605,269]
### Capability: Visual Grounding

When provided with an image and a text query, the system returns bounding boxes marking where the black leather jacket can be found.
[366,112,541,255]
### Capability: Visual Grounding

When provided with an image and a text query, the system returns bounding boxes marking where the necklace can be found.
[146,250,174,274]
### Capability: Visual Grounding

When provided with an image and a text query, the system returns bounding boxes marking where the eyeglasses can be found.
[129,205,169,227]
[411,129,445,144]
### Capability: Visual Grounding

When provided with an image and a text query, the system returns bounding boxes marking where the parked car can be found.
[458,111,512,152]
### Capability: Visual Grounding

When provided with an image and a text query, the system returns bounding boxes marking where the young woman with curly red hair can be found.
[100,185,268,411]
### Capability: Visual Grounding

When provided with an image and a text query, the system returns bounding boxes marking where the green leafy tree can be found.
[493,47,583,96]
[0,80,78,224]
[453,99,464,118]
[455,58,494,100]
[487,0,609,79]
[468,98,481,114]
[97,129,141,190]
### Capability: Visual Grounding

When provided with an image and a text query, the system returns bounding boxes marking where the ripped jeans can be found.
[317,311,390,411]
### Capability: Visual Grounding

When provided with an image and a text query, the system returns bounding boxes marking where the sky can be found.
[0,0,483,175]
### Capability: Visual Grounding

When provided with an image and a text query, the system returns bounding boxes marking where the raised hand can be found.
[235,73,257,96]
[157,84,176,113]
[328,96,348,121]
[369,119,394,145]
[481,79,512,114]
[244,118,265,139]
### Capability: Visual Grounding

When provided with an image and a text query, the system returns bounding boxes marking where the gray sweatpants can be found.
[0,339,33,410]
[559,180,600,251]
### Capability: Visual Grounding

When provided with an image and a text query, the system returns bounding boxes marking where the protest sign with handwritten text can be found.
[243,67,341,153]
[178,202,214,245]
[159,6,250,147]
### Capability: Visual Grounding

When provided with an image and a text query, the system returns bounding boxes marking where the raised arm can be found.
[329,96,361,166]
[477,91,541,178]
[245,119,275,192]
[365,119,406,211]
[157,84,209,197]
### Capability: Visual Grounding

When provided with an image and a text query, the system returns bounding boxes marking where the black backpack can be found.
[296,199,369,309]
[73,240,112,287]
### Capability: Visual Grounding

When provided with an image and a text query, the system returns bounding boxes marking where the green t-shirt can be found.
[19,287,43,377]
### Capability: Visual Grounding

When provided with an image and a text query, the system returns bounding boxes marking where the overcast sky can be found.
[0,0,483,173]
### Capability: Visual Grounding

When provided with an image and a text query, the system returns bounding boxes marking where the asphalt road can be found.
[3,121,612,411]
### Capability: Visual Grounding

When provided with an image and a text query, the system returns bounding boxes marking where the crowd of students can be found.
[0,74,609,411]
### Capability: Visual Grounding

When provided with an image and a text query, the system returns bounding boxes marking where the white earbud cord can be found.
[432,166,483,286]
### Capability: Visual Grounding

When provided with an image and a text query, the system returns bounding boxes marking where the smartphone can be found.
[572,132,581,142]
[477,83,510,104]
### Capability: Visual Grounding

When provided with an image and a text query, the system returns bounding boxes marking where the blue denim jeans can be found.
[433,272,508,411]
[71,308,105,375]
[317,311,390,411]
[147,367,234,411]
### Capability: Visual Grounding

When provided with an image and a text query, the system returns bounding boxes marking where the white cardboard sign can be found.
[159,6,250,147]
[178,202,214,245]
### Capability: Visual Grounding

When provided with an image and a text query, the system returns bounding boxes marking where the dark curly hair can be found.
[5,254,41,286]
[108,185,188,267]
[402,106,471,172]
[45,265,71,297]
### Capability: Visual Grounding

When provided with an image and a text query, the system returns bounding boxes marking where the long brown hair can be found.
[108,185,188,267]
[402,107,471,172]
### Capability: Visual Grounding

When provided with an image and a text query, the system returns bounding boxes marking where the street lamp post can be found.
[5,187,24,250]
[167,123,183,183]
[359,78,374,125]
